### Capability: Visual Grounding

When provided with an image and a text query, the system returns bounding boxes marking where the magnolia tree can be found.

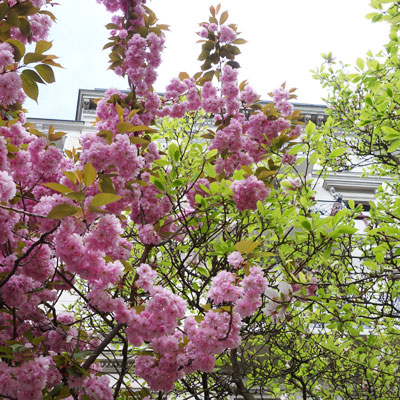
[308,0,400,399]
[0,0,392,399]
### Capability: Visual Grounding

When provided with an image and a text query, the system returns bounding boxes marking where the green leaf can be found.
[116,121,132,132]
[43,182,73,194]
[130,136,150,145]
[54,385,71,400]
[369,356,379,369]
[247,251,276,258]
[235,239,260,254]
[381,126,400,139]
[168,142,180,162]
[153,179,165,192]
[388,139,400,152]
[64,191,85,202]
[83,162,97,187]
[62,170,77,185]
[19,18,31,38]
[35,64,55,83]
[24,52,46,64]
[21,69,44,84]
[88,205,109,215]
[47,204,79,219]
[99,176,116,194]
[210,181,219,195]
[6,9,20,27]
[0,3,9,20]
[330,148,346,158]
[21,72,38,101]
[204,162,216,178]
[195,315,204,323]
[220,10,228,24]
[48,131,66,142]
[305,121,315,136]
[35,40,52,54]
[365,96,373,106]
[198,266,209,277]
[90,193,122,207]
[289,143,304,155]
[7,39,25,62]
[97,130,113,144]
[133,305,146,314]
[206,149,218,160]
[337,226,357,235]
[356,58,365,70]
[301,220,312,231]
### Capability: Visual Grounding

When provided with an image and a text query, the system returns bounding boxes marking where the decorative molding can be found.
[322,173,390,203]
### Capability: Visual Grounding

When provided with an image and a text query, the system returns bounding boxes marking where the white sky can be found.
[25,0,389,120]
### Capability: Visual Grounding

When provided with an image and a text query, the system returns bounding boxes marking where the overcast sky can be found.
[25,0,389,120]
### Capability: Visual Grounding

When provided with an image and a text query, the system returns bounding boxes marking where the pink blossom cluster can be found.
[0,170,16,201]
[211,117,243,157]
[80,90,173,245]
[132,263,267,392]
[221,65,240,115]
[29,136,64,178]
[97,0,145,21]
[0,128,75,334]
[10,14,52,44]
[282,150,297,165]
[230,175,270,211]
[227,250,244,269]
[0,206,19,245]
[0,120,29,147]
[0,356,50,400]
[135,331,187,392]
[89,261,266,393]
[55,216,126,289]
[158,77,201,118]
[236,266,267,317]
[204,76,297,176]
[210,109,295,175]
[6,0,46,7]
[136,263,157,291]
[245,112,291,146]
[78,375,113,400]
[94,88,153,133]
[0,42,14,71]
[200,23,236,44]
[86,264,186,350]
[208,270,243,304]
[208,266,267,318]
[80,131,142,174]
[0,71,22,105]
[137,223,160,245]
[2,0,53,47]
[201,81,224,114]
[273,87,293,117]
[184,309,241,367]
[126,284,187,343]
[240,85,259,104]
[123,32,164,97]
